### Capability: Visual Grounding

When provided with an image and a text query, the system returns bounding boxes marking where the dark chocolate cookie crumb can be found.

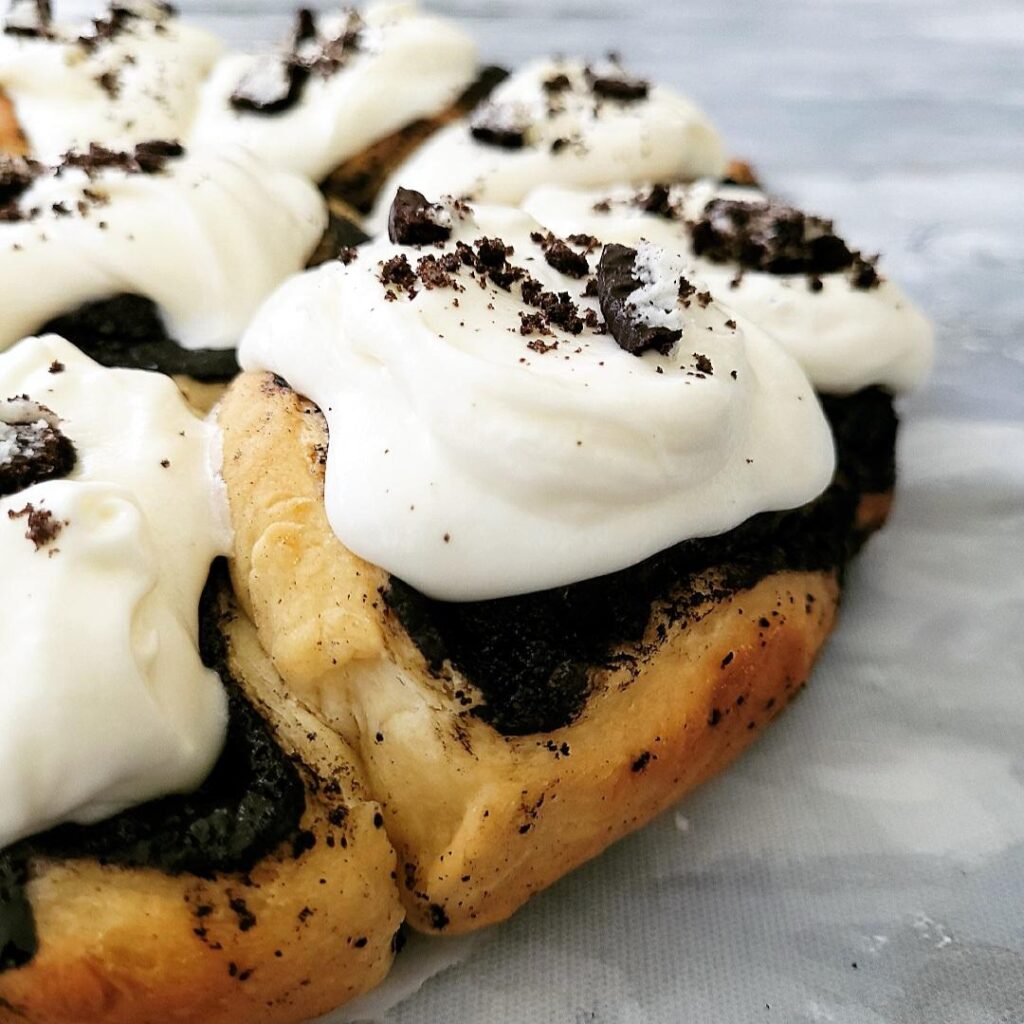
[7,502,63,550]
[229,8,362,115]
[690,197,881,289]
[388,187,452,246]
[530,230,589,278]
[469,102,530,149]
[586,60,649,102]
[3,0,51,38]
[596,243,681,356]
[0,398,76,499]
[0,156,42,209]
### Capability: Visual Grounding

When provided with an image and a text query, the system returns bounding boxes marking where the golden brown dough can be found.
[0,595,404,1024]
[0,89,27,157]
[219,372,841,934]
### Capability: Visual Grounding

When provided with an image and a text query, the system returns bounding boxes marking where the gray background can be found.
[126,1,1024,1020]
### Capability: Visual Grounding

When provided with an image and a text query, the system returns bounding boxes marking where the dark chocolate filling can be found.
[38,294,239,382]
[385,389,896,736]
[0,563,307,974]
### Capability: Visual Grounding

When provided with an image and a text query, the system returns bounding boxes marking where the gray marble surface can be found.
[120,0,1024,1020]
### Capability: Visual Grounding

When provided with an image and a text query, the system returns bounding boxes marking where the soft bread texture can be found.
[0,594,403,1024]
[219,372,842,933]
[0,88,27,156]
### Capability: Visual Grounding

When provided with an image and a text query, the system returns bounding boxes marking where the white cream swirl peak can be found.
[366,56,725,230]
[0,143,327,354]
[0,0,221,159]
[524,181,934,394]
[240,195,834,601]
[0,335,231,850]
[190,2,478,184]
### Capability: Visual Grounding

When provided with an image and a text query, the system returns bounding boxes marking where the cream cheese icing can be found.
[0,334,230,850]
[523,181,934,394]
[0,1,222,160]
[239,200,834,602]
[366,56,726,232]
[189,2,479,184]
[0,143,327,353]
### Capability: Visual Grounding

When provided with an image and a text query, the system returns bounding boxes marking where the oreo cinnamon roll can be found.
[216,192,866,934]
[0,335,402,1024]
[190,2,491,220]
[0,0,221,160]
[0,141,328,409]
[523,180,934,534]
[365,55,726,231]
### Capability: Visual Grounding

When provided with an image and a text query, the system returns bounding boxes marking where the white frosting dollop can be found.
[0,145,327,353]
[240,203,834,602]
[0,335,230,850]
[190,2,479,184]
[366,57,725,231]
[0,2,222,159]
[523,181,934,394]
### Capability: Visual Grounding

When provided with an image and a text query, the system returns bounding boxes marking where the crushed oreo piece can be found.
[59,140,184,178]
[0,398,76,499]
[230,54,308,114]
[636,183,674,217]
[229,8,362,115]
[469,102,530,149]
[586,61,649,102]
[379,253,417,293]
[388,187,452,246]
[0,155,42,208]
[692,352,713,375]
[530,230,589,278]
[596,243,681,355]
[690,197,881,288]
[7,501,63,549]
[3,0,51,37]
[132,139,184,173]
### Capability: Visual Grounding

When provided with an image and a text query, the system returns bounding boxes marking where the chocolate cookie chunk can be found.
[469,102,530,149]
[0,398,76,499]
[388,187,452,246]
[690,197,880,288]
[596,243,681,356]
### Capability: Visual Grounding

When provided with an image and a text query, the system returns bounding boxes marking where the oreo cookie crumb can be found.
[596,243,681,355]
[469,101,530,149]
[690,197,881,289]
[388,187,452,246]
[3,0,51,38]
[0,398,76,499]
[530,230,589,278]
[7,502,63,549]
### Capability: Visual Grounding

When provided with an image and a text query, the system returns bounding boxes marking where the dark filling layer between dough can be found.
[386,388,897,736]
[0,564,307,974]
[34,212,370,381]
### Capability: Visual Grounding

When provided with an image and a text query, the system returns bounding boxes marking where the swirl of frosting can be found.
[366,56,725,231]
[240,200,834,602]
[190,2,479,184]
[0,335,230,850]
[0,143,327,353]
[0,1,222,159]
[523,181,934,394]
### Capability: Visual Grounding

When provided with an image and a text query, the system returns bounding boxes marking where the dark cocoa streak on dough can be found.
[38,294,239,381]
[385,390,895,736]
[0,563,306,973]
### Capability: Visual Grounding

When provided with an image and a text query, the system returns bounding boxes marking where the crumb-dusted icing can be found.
[524,180,933,393]
[0,334,230,852]
[0,0,221,158]
[0,142,326,361]
[367,55,725,228]
[191,2,479,183]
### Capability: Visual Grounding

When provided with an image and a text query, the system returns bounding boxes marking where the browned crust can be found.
[857,490,894,536]
[0,602,403,1024]
[0,88,28,157]
[218,372,841,934]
